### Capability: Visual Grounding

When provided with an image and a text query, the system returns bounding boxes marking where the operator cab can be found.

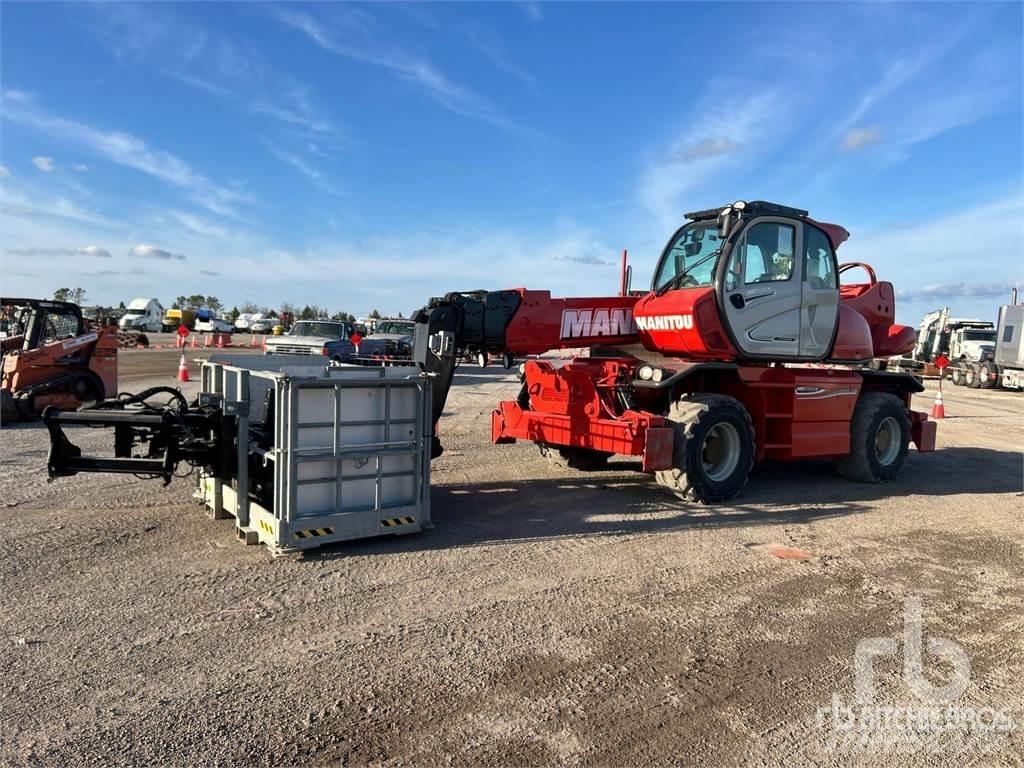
[641,201,847,361]
[1,298,86,353]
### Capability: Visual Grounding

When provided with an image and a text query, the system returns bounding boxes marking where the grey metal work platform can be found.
[198,358,433,554]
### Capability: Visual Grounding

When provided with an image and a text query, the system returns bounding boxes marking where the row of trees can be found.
[52,288,394,326]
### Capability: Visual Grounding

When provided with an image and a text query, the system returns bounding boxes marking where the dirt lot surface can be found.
[2,350,1022,766]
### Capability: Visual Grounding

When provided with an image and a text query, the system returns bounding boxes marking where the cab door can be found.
[721,218,803,358]
[799,224,840,358]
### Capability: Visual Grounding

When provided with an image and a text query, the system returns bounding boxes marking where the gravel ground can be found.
[1,351,1022,766]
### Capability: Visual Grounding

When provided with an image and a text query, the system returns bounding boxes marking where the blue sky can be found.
[1,1,1021,322]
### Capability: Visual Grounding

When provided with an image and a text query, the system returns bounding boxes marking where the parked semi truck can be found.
[950,293,1024,391]
[118,297,164,333]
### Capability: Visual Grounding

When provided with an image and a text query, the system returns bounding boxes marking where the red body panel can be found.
[503,289,639,355]
[837,277,915,359]
[632,287,737,360]
[492,359,934,467]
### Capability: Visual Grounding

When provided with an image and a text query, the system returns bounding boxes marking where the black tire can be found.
[539,443,612,471]
[950,364,965,386]
[502,352,515,370]
[835,392,911,483]
[477,351,489,368]
[72,375,104,409]
[980,360,998,389]
[965,363,982,388]
[0,390,20,424]
[654,393,755,504]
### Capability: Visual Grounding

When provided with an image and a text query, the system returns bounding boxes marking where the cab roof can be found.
[684,200,850,250]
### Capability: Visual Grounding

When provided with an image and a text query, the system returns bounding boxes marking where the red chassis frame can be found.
[492,357,936,472]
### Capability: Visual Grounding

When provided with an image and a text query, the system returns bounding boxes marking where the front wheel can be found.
[655,393,755,504]
[477,351,489,368]
[836,392,911,483]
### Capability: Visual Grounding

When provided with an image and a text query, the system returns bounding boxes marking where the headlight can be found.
[652,368,664,382]
[638,364,655,381]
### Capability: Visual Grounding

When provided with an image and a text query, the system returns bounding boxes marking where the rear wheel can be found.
[539,443,612,471]
[980,360,998,389]
[655,393,755,504]
[950,364,965,386]
[836,392,910,483]
[477,351,489,368]
[965,363,982,388]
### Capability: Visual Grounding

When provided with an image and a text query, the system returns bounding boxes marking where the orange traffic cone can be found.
[216,334,225,349]
[190,335,197,349]
[204,334,212,348]
[930,387,945,419]
[177,353,190,383]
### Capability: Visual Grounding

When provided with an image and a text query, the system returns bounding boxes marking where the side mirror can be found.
[718,206,735,239]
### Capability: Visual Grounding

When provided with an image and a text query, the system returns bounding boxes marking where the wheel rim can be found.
[875,416,901,466]
[701,422,741,482]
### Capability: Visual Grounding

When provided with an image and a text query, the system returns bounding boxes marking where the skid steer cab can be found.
[414,200,935,503]
[1,297,118,422]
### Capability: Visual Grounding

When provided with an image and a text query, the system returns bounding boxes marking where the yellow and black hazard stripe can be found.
[380,516,416,528]
[294,527,335,540]
[257,519,275,536]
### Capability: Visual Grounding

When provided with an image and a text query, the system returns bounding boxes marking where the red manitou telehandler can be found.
[411,200,933,502]
[1,298,118,422]
[40,200,933,511]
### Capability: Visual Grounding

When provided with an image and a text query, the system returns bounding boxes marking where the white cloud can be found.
[129,243,186,260]
[31,156,55,172]
[0,165,10,178]
[0,184,122,229]
[896,281,1022,302]
[673,137,744,162]
[4,95,243,217]
[276,8,523,132]
[841,193,1024,322]
[638,87,789,230]
[840,127,881,151]
[6,245,112,258]
[262,138,344,196]
[73,163,89,172]
[465,25,536,90]
[251,86,337,136]
[522,2,543,22]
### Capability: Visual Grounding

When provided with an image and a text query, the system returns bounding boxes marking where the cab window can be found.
[740,222,795,284]
[42,308,82,343]
[653,222,723,290]
[803,225,838,289]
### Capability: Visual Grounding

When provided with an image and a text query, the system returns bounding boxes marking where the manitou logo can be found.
[559,308,636,339]
[635,314,694,332]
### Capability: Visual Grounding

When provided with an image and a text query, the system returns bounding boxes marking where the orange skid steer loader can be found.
[1,298,118,422]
